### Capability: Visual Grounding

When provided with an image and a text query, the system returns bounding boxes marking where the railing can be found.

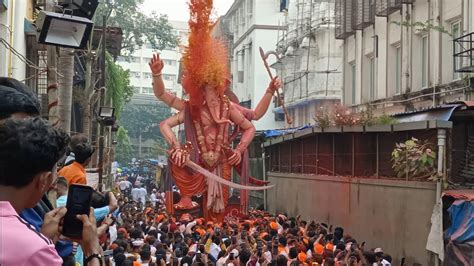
[453,32,474,73]
[353,0,375,30]
[375,0,401,17]
[335,0,354,39]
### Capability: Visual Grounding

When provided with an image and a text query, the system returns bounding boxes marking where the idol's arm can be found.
[252,77,282,120]
[149,53,185,111]
[159,111,187,166]
[228,104,256,165]
[152,75,185,111]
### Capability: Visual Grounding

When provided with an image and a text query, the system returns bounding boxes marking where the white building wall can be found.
[342,0,473,110]
[118,21,188,100]
[225,0,285,130]
[0,0,27,80]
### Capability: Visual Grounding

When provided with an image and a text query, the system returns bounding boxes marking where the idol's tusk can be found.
[185,160,275,191]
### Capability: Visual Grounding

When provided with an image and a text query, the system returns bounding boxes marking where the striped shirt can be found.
[0,201,62,266]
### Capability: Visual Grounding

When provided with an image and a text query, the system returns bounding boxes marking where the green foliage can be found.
[359,105,375,126]
[94,0,179,54]
[118,103,171,160]
[115,127,133,165]
[105,52,133,118]
[392,20,453,37]
[376,114,398,125]
[391,138,438,180]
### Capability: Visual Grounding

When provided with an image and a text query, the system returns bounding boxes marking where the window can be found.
[131,72,141,78]
[144,73,153,79]
[163,74,176,81]
[247,0,253,16]
[131,57,140,63]
[351,63,356,104]
[164,60,176,66]
[134,87,141,94]
[452,21,462,80]
[395,46,401,94]
[422,36,428,87]
[369,57,376,100]
[142,87,153,94]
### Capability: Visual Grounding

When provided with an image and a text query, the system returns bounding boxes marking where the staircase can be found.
[456,134,474,186]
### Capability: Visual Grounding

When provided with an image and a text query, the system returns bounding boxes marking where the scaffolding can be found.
[273,0,341,120]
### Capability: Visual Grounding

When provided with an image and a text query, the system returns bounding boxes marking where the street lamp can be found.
[36,10,94,49]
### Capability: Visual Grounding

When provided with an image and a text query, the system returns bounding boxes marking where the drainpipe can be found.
[262,143,267,210]
[435,128,446,266]
[7,0,15,77]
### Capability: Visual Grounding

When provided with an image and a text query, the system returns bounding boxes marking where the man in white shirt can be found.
[131,186,141,203]
[150,189,157,207]
[119,179,132,195]
[138,185,147,206]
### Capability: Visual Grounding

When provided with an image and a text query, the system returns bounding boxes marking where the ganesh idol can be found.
[149,0,281,221]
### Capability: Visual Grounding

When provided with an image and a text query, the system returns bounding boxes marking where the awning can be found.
[393,103,467,122]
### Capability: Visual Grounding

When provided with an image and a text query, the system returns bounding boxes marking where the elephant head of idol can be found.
[182,0,230,122]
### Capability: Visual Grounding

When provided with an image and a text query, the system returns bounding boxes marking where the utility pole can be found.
[98,16,107,191]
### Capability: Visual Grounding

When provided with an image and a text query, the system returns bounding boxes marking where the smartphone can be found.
[229,253,234,260]
[62,184,93,238]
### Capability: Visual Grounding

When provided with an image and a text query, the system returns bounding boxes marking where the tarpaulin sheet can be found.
[445,200,474,244]
[262,125,312,138]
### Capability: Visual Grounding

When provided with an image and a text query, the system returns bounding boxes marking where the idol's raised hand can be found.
[149,53,164,75]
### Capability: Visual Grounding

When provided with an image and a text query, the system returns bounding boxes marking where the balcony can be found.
[353,0,375,30]
[335,0,355,39]
[375,0,401,17]
[453,32,474,73]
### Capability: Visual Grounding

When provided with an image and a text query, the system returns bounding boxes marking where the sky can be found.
[141,0,234,22]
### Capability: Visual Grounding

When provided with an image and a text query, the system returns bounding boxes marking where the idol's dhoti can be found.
[171,162,231,221]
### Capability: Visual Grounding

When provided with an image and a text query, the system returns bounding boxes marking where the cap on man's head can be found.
[0,77,40,119]
[374,247,384,254]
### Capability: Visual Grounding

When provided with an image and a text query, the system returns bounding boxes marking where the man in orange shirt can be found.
[59,142,94,185]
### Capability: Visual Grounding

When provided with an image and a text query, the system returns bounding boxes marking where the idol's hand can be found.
[149,53,164,75]
[170,147,189,167]
[267,77,282,94]
[228,149,242,165]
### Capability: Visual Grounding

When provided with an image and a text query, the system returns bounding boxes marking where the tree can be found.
[119,103,171,159]
[105,52,134,117]
[57,48,74,134]
[94,0,178,54]
[115,127,133,165]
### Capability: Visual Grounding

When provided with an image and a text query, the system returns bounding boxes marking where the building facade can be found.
[273,0,343,128]
[117,20,188,100]
[336,0,474,114]
[117,20,189,155]
[0,0,36,81]
[222,0,287,130]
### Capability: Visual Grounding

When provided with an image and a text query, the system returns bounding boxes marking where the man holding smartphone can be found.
[0,117,104,265]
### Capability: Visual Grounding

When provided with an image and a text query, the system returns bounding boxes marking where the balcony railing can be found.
[375,0,401,16]
[353,0,375,30]
[335,0,354,39]
[453,32,474,73]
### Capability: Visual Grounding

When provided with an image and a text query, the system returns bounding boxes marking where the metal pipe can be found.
[376,133,379,178]
[7,0,15,77]
[435,128,446,266]
[262,143,267,210]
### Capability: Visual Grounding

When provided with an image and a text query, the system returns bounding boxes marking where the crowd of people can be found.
[0,77,393,266]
